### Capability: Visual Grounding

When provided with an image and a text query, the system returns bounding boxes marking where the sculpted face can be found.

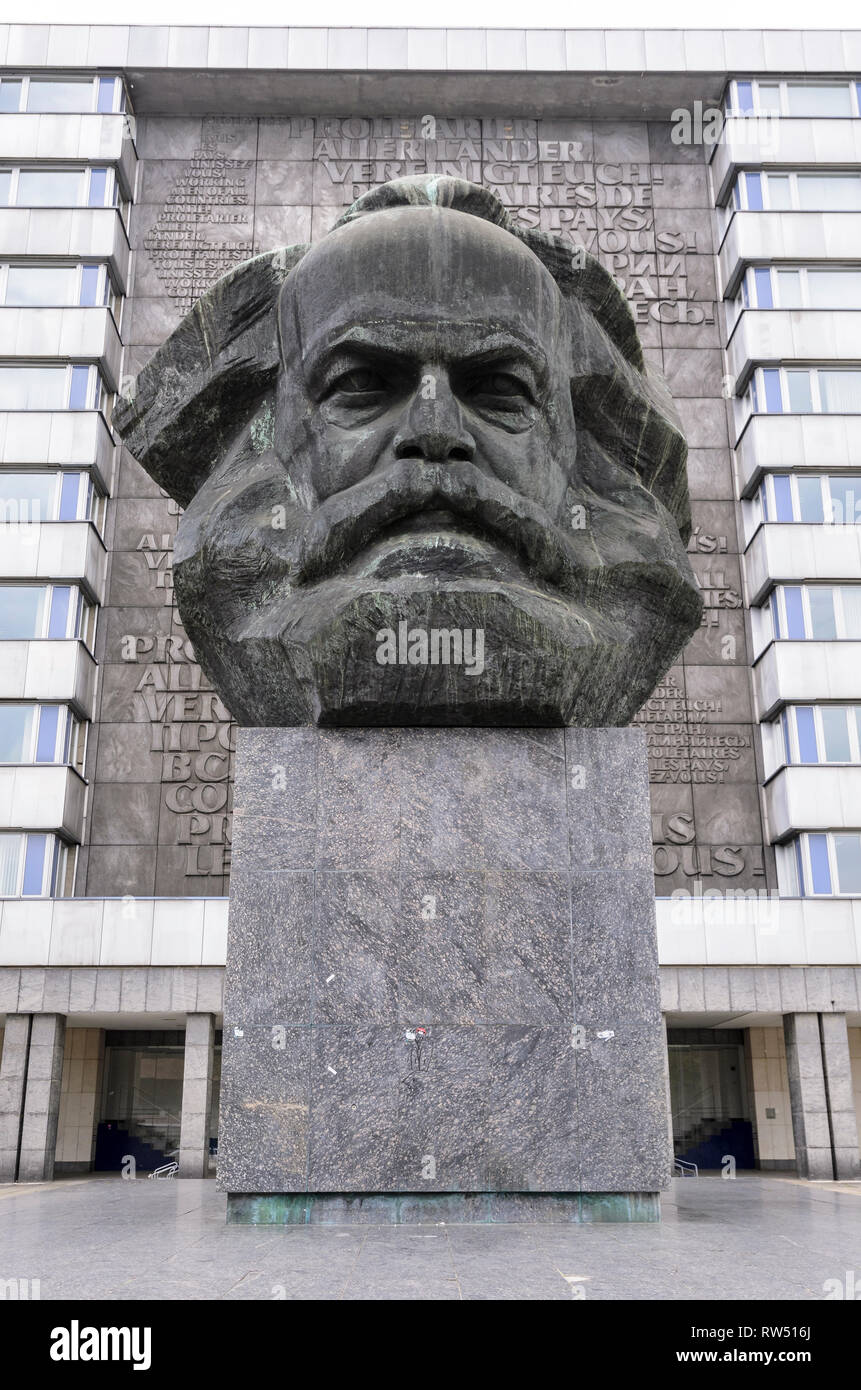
[116,178,702,726]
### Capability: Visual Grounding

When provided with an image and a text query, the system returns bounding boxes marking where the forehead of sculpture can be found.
[283,205,566,370]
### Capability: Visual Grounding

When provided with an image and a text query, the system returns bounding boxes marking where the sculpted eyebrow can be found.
[305,340,412,396]
[305,326,547,392]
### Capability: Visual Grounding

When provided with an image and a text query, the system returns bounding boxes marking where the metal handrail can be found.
[148,1161,179,1180]
[674,1158,699,1177]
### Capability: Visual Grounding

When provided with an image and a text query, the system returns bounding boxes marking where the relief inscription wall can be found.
[79,113,771,898]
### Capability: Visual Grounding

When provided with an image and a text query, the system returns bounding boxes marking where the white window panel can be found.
[0,364,107,412]
[0,703,83,769]
[0,830,73,896]
[727,80,860,119]
[0,584,96,645]
[787,831,861,896]
[757,474,861,524]
[0,263,112,310]
[0,167,120,210]
[0,76,126,116]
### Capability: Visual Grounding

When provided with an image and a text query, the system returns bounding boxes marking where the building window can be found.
[0,584,96,646]
[0,167,120,209]
[0,832,74,897]
[768,584,861,641]
[0,262,114,309]
[779,832,861,897]
[731,170,861,212]
[758,473,861,525]
[0,75,126,115]
[0,364,107,412]
[0,703,85,770]
[735,266,861,314]
[0,470,103,527]
[26,79,98,113]
[777,704,861,765]
[726,79,858,118]
[745,366,861,415]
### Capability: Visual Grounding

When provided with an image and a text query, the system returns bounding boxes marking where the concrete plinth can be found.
[784,1013,837,1181]
[820,1014,861,1181]
[18,1013,65,1183]
[218,727,670,1220]
[0,1014,31,1181]
[179,1013,215,1178]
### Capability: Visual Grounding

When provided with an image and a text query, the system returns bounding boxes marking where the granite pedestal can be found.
[218,727,670,1222]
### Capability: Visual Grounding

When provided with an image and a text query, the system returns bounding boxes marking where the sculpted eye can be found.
[330,367,387,395]
[465,371,531,402]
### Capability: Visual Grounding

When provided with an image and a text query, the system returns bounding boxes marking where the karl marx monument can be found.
[116,176,702,1223]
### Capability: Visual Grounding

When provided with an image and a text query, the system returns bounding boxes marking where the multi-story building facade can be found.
[0,24,860,1186]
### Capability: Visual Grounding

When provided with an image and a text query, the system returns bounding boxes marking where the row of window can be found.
[733,103,861,880]
[735,265,861,314]
[745,367,861,416]
[0,470,104,526]
[0,584,96,646]
[0,703,85,771]
[767,584,861,642]
[0,831,74,897]
[0,262,117,312]
[729,171,861,213]
[756,473,861,526]
[0,364,108,412]
[0,76,126,115]
[727,79,861,119]
[779,833,861,897]
[0,166,124,211]
[0,79,130,900]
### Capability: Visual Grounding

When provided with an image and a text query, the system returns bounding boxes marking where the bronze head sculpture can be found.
[115,176,702,726]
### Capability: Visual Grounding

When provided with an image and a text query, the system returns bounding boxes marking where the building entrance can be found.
[668,1029,755,1170]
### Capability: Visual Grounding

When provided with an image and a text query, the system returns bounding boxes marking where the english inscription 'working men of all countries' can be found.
[116,175,702,727]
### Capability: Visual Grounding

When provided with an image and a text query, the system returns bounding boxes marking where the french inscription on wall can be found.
[84,113,767,897]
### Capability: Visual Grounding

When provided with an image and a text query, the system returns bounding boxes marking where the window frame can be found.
[777,703,861,766]
[731,169,861,213]
[0,469,104,527]
[726,79,861,119]
[786,831,861,897]
[0,260,115,311]
[0,362,108,412]
[0,74,126,115]
[734,264,861,316]
[0,582,97,647]
[0,165,121,210]
[0,702,85,769]
[0,830,75,898]
[745,365,861,416]
[769,583,861,641]
[757,472,861,525]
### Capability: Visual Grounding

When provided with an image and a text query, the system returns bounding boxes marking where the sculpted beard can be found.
[173,422,699,728]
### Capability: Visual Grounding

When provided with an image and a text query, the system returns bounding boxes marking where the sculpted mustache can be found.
[290,458,591,595]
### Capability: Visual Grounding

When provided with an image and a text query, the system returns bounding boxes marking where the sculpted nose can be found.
[393,376,476,464]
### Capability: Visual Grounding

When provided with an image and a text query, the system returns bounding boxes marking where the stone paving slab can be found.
[0,1175,859,1300]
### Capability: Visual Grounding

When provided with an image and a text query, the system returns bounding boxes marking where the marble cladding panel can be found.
[218,726,669,1196]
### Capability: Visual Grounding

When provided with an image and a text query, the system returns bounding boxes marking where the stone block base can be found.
[219,727,670,1205]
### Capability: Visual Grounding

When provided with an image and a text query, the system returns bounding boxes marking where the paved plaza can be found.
[1,1174,859,1300]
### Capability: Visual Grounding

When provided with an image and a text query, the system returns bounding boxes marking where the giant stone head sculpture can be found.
[115,176,702,726]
